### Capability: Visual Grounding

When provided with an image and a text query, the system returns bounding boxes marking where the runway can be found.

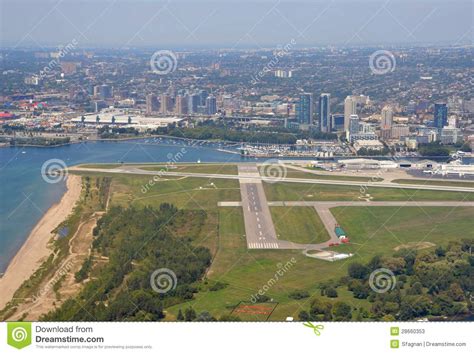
[238,165,280,249]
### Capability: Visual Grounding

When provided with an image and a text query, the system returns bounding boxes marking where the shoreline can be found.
[0,174,82,310]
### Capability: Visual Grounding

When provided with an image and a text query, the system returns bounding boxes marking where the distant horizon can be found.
[2,42,472,51]
[1,0,471,49]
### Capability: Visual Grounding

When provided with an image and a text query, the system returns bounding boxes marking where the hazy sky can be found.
[0,0,472,48]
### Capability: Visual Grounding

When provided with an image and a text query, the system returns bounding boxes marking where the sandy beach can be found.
[0,175,82,310]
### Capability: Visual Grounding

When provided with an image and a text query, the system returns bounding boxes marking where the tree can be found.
[332,302,352,321]
[447,283,464,301]
[298,311,310,321]
[325,287,338,298]
[348,262,369,279]
[435,246,446,257]
[382,257,406,274]
[406,282,423,295]
[184,307,197,321]
[309,298,332,321]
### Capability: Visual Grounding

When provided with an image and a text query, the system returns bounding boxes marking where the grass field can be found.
[109,174,241,210]
[271,207,330,244]
[331,206,474,260]
[271,168,383,182]
[263,181,474,202]
[393,179,474,188]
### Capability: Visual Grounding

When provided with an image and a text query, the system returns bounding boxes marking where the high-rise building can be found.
[188,94,200,114]
[347,114,360,140]
[160,94,171,114]
[380,106,393,129]
[434,102,448,130]
[344,96,357,131]
[318,93,331,132]
[206,95,217,115]
[146,94,159,114]
[98,84,112,100]
[199,90,209,106]
[175,95,188,115]
[296,93,314,126]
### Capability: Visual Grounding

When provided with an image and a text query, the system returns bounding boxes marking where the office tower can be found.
[175,95,188,115]
[206,95,217,115]
[188,94,200,114]
[98,84,112,100]
[93,85,101,97]
[160,94,171,114]
[296,93,314,125]
[199,90,209,106]
[344,96,357,131]
[381,106,394,129]
[434,102,448,130]
[146,94,159,114]
[348,114,360,137]
[380,105,393,140]
[318,93,331,132]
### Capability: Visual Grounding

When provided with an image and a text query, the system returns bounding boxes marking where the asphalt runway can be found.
[238,165,280,249]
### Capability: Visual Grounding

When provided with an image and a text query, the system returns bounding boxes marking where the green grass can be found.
[271,207,330,244]
[331,206,474,260]
[393,179,474,188]
[264,182,474,202]
[269,168,383,182]
[108,174,241,210]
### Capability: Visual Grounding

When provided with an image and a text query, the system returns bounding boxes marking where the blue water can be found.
[0,138,244,273]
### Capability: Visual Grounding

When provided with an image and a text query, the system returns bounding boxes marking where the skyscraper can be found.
[175,95,188,115]
[296,93,314,126]
[146,94,159,114]
[206,95,217,115]
[318,93,331,132]
[188,94,200,114]
[380,105,393,129]
[344,96,357,131]
[348,114,360,140]
[160,94,171,114]
[434,102,448,130]
[199,90,209,106]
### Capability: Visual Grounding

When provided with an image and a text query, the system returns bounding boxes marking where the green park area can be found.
[271,207,330,244]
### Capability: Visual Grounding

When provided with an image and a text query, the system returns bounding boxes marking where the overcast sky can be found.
[0,0,472,48]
